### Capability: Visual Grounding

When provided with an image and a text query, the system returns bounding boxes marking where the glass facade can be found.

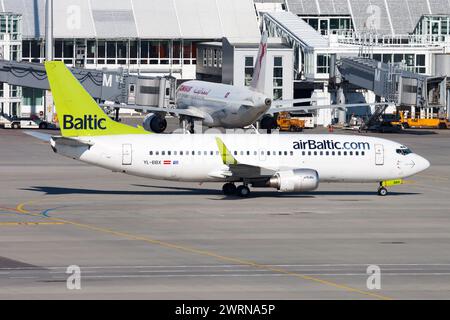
[302,16,354,36]
[22,39,198,67]
[372,53,427,74]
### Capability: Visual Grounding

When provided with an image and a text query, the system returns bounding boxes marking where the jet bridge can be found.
[332,56,449,128]
[0,59,176,110]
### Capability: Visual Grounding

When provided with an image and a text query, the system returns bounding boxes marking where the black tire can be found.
[12,123,20,129]
[237,185,251,198]
[222,183,237,196]
[378,187,388,197]
[439,122,447,130]
[39,122,48,130]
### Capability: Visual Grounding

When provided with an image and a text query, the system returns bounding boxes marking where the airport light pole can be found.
[45,0,53,61]
[44,0,54,124]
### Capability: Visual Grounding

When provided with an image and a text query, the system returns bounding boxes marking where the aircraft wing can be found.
[212,137,276,179]
[102,104,207,120]
[266,102,393,115]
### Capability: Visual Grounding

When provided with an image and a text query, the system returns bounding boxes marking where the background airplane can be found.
[106,33,391,133]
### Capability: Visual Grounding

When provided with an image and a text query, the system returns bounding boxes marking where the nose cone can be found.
[415,156,431,173]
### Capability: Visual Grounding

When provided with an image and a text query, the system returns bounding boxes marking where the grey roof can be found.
[285,0,450,35]
[266,11,328,48]
[1,0,260,40]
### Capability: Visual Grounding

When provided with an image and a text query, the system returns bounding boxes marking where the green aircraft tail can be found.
[45,61,148,137]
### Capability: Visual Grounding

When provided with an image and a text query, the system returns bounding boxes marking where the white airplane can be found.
[109,33,391,133]
[31,61,430,198]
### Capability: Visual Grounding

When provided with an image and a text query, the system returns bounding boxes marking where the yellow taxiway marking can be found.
[0,222,65,226]
[15,198,392,300]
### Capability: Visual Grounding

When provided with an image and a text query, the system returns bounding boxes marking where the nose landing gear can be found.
[377,186,389,196]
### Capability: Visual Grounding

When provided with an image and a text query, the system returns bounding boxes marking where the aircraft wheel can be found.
[378,187,388,197]
[237,185,251,198]
[222,183,237,196]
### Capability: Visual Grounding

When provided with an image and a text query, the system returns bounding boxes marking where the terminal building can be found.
[1,0,450,127]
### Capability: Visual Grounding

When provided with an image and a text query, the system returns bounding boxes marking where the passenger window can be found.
[198,151,202,156]
[149,151,153,156]
[332,151,335,156]
[344,151,347,156]
[320,151,324,156]
[204,151,208,156]
[180,151,184,156]
[156,151,160,156]
[355,151,359,156]
[308,151,312,156]
[247,151,250,156]
[168,151,171,156]
[338,151,341,156]
[267,151,271,156]
[302,151,306,156]
[290,151,294,156]
[284,151,288,156]
[162,151,166,156]
[349,151,353,156]
[326,151,330,156]
[234,151,238,156]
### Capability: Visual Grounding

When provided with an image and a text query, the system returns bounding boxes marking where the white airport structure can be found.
[0,0,450,127]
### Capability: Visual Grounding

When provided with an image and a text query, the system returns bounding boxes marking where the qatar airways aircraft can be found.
[111,33,390,133]
[31,61,430,198]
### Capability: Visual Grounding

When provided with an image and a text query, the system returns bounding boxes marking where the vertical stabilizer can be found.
[249,32,268,93]
[45,61,148,137]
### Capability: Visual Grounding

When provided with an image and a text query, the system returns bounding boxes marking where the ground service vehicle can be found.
[277,112,305,132]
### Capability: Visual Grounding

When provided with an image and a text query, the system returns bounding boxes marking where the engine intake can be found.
[143,114,167,133]
[268,169,319,192]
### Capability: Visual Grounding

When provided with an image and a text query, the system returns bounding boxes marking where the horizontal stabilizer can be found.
[23,131,53,142]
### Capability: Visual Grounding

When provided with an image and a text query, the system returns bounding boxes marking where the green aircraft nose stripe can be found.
[215,137,239,165]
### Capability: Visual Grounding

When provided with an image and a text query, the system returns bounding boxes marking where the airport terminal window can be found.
[160,41,170,64]
[273,57,283,100]
[173,41,181,65]
[317,54,330,74]
[245,56,254,86]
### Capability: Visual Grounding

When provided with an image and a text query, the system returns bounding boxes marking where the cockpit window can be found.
[396,148,413,156]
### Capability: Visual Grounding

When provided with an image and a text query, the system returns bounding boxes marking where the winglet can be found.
[215,138,239,165]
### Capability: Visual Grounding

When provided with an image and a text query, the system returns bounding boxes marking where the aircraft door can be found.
[375,144,384,166]
[122,144,133,166]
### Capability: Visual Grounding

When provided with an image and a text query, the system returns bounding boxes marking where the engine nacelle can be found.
[143,113,167,133]
[268,169,319,192]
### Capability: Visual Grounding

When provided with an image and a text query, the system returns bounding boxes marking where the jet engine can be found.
[143,113,167,133]
[268,169,319,192]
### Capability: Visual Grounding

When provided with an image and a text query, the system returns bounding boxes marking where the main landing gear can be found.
[222,183,251,198]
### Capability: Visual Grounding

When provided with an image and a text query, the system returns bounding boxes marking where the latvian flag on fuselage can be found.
[163,160,172,165]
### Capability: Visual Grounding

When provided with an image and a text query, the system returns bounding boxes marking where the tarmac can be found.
[0,122,449,300]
